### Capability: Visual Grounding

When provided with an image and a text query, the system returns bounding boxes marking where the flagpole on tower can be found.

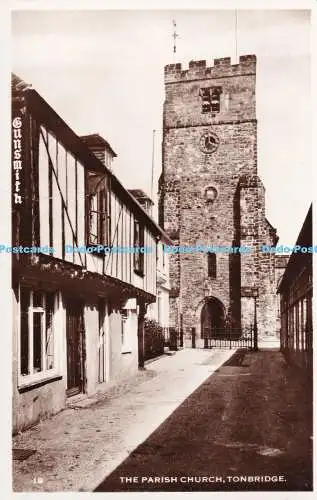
[234,10,238,63]
[151,129,155,200]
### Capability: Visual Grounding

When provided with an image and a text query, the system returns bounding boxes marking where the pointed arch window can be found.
[207,252,217,279]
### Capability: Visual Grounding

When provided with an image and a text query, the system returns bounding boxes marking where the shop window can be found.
[20,288,56,384]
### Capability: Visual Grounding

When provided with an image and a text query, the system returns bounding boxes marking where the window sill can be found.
[18,374,62,393]
[86,243,109,250]
[121,349,132,354]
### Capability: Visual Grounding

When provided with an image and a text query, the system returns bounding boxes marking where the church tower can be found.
[159,55,278,347]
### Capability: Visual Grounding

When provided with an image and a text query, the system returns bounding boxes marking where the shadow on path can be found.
[95,350,312,492]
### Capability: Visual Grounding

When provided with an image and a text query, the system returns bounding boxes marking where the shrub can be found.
[144,319,164,361]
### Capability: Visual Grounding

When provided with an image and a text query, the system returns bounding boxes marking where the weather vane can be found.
[172,19,179,54]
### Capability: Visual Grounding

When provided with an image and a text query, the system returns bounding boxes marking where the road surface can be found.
[95,350,312,492]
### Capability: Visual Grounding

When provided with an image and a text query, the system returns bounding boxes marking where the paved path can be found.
[95,350,312,492]
[12,348,235,492]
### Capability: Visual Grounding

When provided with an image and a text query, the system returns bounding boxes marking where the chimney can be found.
[80,133,117,169]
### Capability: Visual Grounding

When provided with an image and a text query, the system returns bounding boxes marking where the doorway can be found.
[66,299,85,397]
[201,297,226,338]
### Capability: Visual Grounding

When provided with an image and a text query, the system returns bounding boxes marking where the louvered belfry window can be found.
[199,86,222,113]
[200,88,211,113]
[211,87,222,112]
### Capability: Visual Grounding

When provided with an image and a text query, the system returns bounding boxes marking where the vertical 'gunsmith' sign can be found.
[12,115,23,205]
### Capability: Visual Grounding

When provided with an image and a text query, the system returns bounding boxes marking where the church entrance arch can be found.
[201,297,226,338]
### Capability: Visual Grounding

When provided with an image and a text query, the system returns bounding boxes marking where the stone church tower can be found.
[159,55,279,347]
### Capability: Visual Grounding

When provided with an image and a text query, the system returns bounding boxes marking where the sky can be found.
[11,9,312,247]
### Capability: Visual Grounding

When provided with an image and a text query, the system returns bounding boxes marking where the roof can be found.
[80,133,117,158]
[128,189,154,205]
[12,73,172,245]
[277,204,312,294]
[12,73,31,90]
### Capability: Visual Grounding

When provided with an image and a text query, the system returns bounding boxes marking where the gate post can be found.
[191,327,196,348]
[253,296,258,351]
[169,328,178,351]
[179,329,184,348]
[254,323,258,351]
[180,313,184,347]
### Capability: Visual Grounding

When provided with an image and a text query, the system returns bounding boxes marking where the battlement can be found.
[164,55,256,83]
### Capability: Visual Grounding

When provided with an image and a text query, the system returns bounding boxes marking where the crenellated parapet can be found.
[164,55,256,83]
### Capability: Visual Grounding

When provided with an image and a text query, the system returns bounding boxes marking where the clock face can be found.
[199,132,219,154]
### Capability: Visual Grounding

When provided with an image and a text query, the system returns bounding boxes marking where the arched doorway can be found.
[201,297,226,338]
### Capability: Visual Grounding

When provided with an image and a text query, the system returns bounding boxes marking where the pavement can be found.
[12,347,236,492]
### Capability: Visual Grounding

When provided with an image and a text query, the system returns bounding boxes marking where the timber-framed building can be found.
[12,74,170,432]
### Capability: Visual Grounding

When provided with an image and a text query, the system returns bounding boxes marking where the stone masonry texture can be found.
[159,55,279,344]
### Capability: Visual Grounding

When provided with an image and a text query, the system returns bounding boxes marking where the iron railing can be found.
[203,326,255,350]
[162,326,183,350]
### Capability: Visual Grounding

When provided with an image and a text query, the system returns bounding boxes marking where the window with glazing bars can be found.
[199,86,222,113]
[133,219,144,274]
[20,288,55,378]
[88,188,107,245]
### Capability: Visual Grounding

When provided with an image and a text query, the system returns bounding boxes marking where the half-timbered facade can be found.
[128,190,170,335]
[12,74,170,433]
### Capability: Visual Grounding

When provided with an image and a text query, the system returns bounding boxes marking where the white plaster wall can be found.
[160,287,170,328]
[109,305,138,382]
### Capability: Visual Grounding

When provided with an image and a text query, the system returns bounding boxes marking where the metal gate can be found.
[203,326,256,350]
